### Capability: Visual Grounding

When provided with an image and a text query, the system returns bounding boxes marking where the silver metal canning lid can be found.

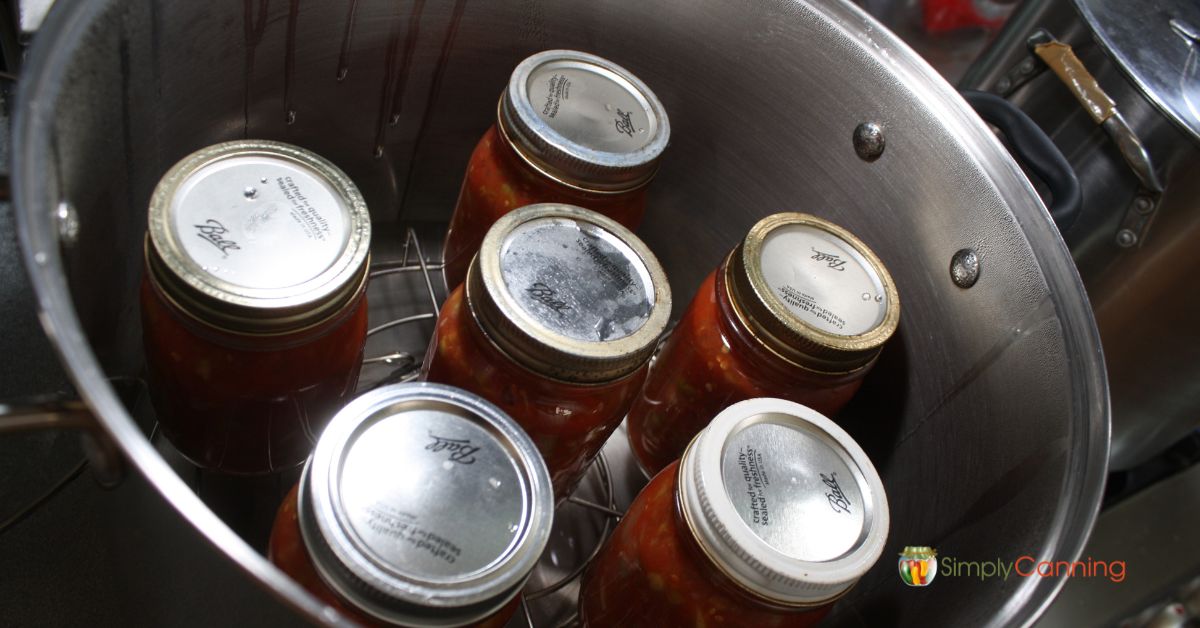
[299,383,553,627]
[466,203,671,383]
[499,49,670,192]
[679,398,890,606]
[728,213,900,373]
[146,140,371,334]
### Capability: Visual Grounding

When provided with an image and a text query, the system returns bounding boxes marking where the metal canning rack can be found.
[365,228,625,628]
[134,227,626,628]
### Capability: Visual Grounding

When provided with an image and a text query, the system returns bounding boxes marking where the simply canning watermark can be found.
[899,546,1126,587]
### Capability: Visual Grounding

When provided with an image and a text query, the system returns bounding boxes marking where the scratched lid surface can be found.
[299,383,553,627]
[146,140,371,333]
[466,203,671,383]
[679,398,889,606]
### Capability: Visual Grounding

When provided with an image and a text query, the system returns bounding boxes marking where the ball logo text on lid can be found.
[470,203,671,383]
[147,140,372,333]
[171,157,352,291]
[527,63,656,154]
[499,216,655,343]
[758,224,888,337]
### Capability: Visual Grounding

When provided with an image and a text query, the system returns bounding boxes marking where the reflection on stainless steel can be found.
[12,1,1107,627]
[963,0,1199,471]
[53,200,78,247]
[1035,463,1200,627]
[16,0,55,34]
[1070,0,1200,144]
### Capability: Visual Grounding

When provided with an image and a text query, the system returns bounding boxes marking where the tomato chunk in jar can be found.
[581,398,891,627]
[424,203,671,500]
[627,212,900,475]
[269,383,553,628]
[441,49,670,291]
[141,140,372,474]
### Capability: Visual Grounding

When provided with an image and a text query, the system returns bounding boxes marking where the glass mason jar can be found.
[441,49,671,291]
[424,203,671,499]
[140,140,371,474]
[269,383,553,628]
[626,212,900,475]
[580,398,891,627]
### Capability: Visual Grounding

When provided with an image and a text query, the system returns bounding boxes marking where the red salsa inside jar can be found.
[141,140,371,474]
[441,49,671,291]
[424,203,672,499]
[269,383,553,628]
[627,212,900,475]
[581,398,891,627]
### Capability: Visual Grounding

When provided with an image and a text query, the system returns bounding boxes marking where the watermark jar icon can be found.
[899,546,938,586]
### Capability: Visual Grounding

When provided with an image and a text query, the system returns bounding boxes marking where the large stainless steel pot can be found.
[962,0,1200,471]
[12,0,1108,626]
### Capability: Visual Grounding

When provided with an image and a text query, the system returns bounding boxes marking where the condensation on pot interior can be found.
[498,216,655,342]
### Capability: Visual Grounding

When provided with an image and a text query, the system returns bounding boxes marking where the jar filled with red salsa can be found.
[269,383,553,627]
[626,212,900,475]
[581,397,891,627]
[441,49,671,291]
[424,203,671,499]
[141,140,371,474]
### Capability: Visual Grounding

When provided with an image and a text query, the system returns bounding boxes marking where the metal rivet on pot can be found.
[950,248,980,288]
[1018,58,1036,75]
[55,201,79,247]
[1115,229,1138,248]
[853,122,885,162]
[1133,196,1153,214]
[996,77,1012,93]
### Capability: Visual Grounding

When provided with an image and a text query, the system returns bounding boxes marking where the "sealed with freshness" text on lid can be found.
[679,397,890,606]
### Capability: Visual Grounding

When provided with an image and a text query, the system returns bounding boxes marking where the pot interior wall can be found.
[15,1,1107,626]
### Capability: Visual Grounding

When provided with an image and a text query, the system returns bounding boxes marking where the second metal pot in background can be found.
[963,0,1200,471]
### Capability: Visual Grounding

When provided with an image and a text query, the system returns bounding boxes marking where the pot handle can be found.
[961,89,1082,232]
[1027,31,1164,248]
[1029,34,1163,196]
[0,396,124,487]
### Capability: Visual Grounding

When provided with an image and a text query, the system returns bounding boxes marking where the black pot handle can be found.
[961,89,1081,232]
